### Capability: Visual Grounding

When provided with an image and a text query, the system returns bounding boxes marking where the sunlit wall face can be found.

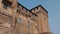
[17,0,57,34]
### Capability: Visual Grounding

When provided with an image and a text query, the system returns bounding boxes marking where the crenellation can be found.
[31,9,37,14]
[30,7,41,17]
[38,7,41,10]
[25,11,31,17]
[18,6,23,10]
[23,8,27,12]
[26,11,30,16]
[35,8,38,12]
[17,6,38,21]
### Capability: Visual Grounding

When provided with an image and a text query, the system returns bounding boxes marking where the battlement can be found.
[17,2,48,21]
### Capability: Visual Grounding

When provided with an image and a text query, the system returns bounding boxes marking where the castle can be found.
[0,0,52,34]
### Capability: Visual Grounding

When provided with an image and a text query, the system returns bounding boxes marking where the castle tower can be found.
[0,0,52,34]
[30,5,52,34]
[31,5,52,34]
[37,6,51,34]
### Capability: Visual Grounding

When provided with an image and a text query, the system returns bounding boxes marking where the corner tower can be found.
[31,5,52,34]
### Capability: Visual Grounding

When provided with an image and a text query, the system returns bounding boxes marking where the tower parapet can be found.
[17,2,48,21]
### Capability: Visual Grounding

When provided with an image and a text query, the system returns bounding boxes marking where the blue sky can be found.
[18,0,60,34]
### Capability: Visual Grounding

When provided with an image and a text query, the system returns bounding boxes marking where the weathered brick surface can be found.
[0,0,52,34]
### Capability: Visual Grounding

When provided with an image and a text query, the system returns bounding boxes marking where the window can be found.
[27,22,31,34]
[17,11,20,13]
[2,0,12,9]
[3,3,9,9]
[35,25,39,31]
[17,18,21,23]
[27,21,30,29]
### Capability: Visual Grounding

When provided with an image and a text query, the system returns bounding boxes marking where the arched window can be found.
[17,18,22,24]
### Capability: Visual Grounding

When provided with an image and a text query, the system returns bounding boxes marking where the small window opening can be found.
[2,0,12,9]
[17,18,21,24]
[28,21,30,29]
[17,11,20,13]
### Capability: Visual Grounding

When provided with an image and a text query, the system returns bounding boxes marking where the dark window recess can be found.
[17,10,20,13]
[3,3,9,9]
[17,10,19,13]
[28,21,30,29]
[2,0,12,9]
[35,25,39,31]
